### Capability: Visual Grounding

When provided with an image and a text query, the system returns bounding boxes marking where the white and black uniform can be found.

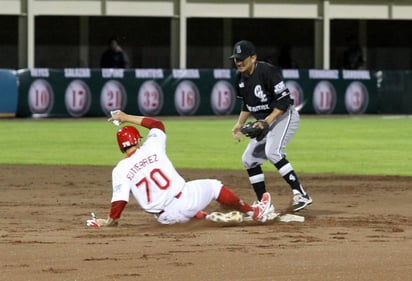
[235,61,306,201]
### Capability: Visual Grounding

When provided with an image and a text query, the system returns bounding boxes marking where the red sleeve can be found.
[141,117,165,132]
[109,200,127,219]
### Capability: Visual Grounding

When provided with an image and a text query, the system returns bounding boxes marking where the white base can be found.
[278,213,305,222]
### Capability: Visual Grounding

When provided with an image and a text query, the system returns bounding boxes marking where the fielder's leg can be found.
[274,157,312,211]
[242,140,267,201]
[266,107,312,211]
[246,166,266,201]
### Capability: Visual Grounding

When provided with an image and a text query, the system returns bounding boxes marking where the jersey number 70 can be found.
[135,168,170,203]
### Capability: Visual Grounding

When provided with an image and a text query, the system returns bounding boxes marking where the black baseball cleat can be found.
[293,193,312,212]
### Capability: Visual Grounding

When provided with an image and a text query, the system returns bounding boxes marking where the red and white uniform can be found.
[111,121,223,224]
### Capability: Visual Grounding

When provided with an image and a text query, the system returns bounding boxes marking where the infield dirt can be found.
[1,164,411,281]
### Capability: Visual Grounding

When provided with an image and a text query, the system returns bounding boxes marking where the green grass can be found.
[289,116,412,176]
[1,115,412,176]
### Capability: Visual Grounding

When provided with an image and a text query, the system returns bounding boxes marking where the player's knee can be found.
[212,180,224,196]
[242,159,256,170]
[241,156,249,168]
[266,152,283,165]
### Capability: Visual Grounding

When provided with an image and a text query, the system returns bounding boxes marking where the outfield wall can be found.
[0,69,18,117]
[1,68,410,118]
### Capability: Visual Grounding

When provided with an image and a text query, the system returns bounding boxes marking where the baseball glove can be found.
[240,120,269,141]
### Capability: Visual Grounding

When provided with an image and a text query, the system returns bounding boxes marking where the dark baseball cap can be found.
[229,40,256,60]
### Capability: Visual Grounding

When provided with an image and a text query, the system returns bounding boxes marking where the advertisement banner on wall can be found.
[168,68,238,116]
[307,69,341,114]
[17,68,97,118]
[16,68,240,118]
[340,70,377,114]
[16,68,379,118]
[287,69,378,115]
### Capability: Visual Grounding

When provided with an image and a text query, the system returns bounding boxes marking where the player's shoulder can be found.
[257,60,281,72]
[147,127,166,139]
[234,69,242,80]
[112,160,127,178]
[257,61,283,79]
[142,128,166,150]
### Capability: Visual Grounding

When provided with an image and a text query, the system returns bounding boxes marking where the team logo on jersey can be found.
[254,85,267,102]
[147,132,158,138]
[274,81,286,94]
[239,82,245,88]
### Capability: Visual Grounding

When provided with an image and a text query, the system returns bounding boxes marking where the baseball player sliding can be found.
[87,111,272,226]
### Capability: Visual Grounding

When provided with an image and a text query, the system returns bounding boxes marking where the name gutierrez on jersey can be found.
[127,154,159,180]
[246,104,270,112]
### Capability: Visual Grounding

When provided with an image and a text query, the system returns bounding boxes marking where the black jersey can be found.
[235,61,293,120]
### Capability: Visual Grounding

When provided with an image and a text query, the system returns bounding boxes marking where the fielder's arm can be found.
[232,111,251,141]
[263,108,284,125]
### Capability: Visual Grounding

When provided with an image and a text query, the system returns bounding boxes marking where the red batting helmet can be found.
[116,126,142,153]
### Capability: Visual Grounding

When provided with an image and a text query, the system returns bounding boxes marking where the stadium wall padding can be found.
[0,69,18,117]
[1,68,410,118]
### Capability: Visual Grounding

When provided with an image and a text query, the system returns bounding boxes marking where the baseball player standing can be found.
[230,40,312,212]
[89,111,272,226]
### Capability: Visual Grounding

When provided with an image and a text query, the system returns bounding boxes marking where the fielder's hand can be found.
[231,123,244,142]
[240,120,269,141]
